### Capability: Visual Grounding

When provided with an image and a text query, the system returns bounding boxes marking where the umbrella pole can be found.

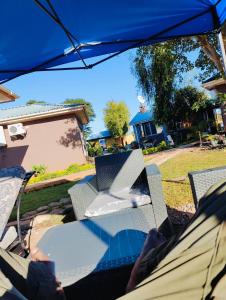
[218,31,226,77]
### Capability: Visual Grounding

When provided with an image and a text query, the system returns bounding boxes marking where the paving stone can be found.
[59,198,71,205]
[64,204,73,209]
[7,220,17,227]
[6,219,31,233]
[22,211,37,219]
[36,210,49,216]
[48,202,60,208]
[36,206,49,213]
[50,208,65,215]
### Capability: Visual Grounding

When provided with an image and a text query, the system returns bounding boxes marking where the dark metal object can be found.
[16,171,35,256]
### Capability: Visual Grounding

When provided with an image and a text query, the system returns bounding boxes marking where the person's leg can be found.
[0,248,29,297]
[126,229,166,292]
[0,247,65,300]
[120,180,226,299]
[0,269,27,300]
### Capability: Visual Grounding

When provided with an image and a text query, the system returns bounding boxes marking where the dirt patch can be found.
[25,214,65,251]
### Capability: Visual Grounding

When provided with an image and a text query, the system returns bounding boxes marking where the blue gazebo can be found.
[0,1,225,84]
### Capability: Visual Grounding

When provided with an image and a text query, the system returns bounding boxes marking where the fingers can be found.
[30,247,50,261]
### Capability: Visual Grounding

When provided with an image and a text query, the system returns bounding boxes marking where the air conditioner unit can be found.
[8,123,26,137]
[0,126,6,146]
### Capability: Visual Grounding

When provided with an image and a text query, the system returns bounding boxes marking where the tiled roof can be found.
[129,110,153,125]
[0,104,82,122]
[87,130,112,141]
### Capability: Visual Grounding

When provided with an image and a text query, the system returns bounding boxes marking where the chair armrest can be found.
[145,164,168,228]
[68,175,98,220]
[0,226,17,250]
[188,166,226,208]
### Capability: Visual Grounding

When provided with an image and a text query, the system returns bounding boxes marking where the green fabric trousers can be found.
[0,247,62,299]
[0,249,29,299]
[120,180,226,300]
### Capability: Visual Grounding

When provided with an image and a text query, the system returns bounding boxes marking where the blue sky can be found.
[2,50,204,134]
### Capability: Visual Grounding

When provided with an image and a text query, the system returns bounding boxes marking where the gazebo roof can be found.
[0,0,225,83]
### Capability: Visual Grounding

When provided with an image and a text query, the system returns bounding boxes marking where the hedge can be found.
[142,141,170,155]
[29,163,94,185]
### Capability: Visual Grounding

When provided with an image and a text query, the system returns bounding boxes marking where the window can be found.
[150,122,157,135]
[135,124,142,140]
[142,122,152,136]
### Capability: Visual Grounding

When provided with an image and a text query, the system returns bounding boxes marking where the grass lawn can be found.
[160,148,226,208]
[10,148,226,221]
[10,181,76,220]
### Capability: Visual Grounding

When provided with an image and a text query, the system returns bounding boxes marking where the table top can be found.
[38,206,154,287]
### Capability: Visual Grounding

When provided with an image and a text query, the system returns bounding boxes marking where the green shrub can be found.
[148,147,158,154]
[203,134,216,142]
[143,147,158,155]
[87,145,96,157]
[107,145,119,154]
[142,141,170,155]
[87,142,103,157]
[157,141,169,151]
[95,145,103,156]
[65,163,80,174]
[77,164,94,171]
[32,164,47,176]
[29,163,94,184]
[142,149,148,155]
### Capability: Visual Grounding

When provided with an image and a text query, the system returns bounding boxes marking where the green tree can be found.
[133,28,226,127]
[195,24,226,81]
[63,98,96,137]
[133,42,193,127]
[173,87,223,145]
[26,100,46,105]
[174,86,210,120]
[104,101,130,146]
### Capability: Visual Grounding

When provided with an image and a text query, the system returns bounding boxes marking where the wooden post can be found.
[218,31,226,77]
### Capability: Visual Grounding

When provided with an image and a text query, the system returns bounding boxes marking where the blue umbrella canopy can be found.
[0,0,225,83]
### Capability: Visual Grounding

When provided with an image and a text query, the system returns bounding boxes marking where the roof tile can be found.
[129,111,153,126]
[0,104,81,122]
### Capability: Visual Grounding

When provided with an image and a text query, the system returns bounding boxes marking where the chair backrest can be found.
[95,149,145,192]
[0,166,26,239]
[188,165,226,208]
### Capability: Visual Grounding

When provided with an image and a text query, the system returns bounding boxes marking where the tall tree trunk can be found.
[196,23,226,77]
[196,35,225,76]
[199,131,202,147]
[121,136,124,147]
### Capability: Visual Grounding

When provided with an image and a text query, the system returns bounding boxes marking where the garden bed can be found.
[29,163,94,185]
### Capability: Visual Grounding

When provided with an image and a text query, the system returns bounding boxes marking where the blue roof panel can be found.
[130,111,153,126]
